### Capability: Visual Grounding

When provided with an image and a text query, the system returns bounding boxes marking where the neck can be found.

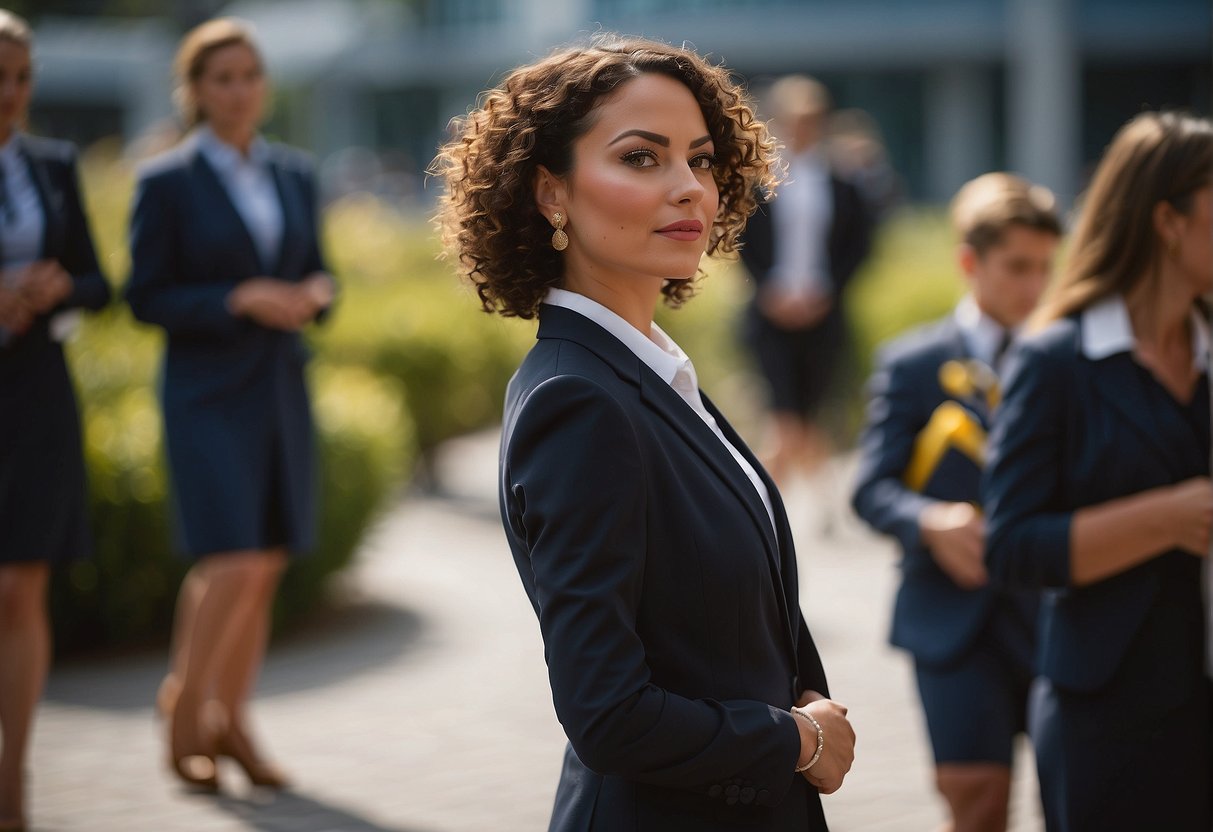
[1125,268,1193,350]
[207,123,256,156]
[561,262,663,336]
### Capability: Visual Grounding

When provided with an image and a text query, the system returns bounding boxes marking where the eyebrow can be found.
[608,129,713,149]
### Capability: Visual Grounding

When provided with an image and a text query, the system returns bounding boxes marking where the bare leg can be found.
[168,551,266,785]
[0,563,50,825]
[159,566,208,717]
[936,763,1013,832]
[763,411,809,488]
[211,550,288,785]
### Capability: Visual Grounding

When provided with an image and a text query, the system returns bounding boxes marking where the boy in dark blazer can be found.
[851,173,1061,832]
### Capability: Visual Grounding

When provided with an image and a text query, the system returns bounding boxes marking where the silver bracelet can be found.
[791,707,824,773]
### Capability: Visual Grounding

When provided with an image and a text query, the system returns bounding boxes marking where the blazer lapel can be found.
[1091,354,1190,481]
[190,147,264,273]
[17,138,62,260]
[267,154,303,278]
[536,307,800,668]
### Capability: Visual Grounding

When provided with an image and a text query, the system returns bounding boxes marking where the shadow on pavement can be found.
[213,790,437,832]
[44,600,427,711]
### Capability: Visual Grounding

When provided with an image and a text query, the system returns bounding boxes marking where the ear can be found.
[957,243,980,281]
[533,165,568,224]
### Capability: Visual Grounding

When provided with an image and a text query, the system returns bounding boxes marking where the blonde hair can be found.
[172,17,262,128]
[431,34,778,319]
[767,75,830,121]
[1031,111,1212,329]
[0,9,31,48]
[950,172,1061,256]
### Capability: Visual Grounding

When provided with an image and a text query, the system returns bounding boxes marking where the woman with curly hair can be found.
[434,35,855,831]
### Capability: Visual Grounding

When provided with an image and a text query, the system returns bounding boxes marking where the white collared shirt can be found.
[544,288,777,533]
[1080,295,1213,676]
[196,125,283,272]
[770,148,833,298]
[955,294,1018,374]
[0,133,46,270]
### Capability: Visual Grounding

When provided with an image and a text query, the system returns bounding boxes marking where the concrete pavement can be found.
[29,430,1042,831]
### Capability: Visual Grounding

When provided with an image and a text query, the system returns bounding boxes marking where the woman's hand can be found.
[792,692,855,795]
[1163,477,1213,557]
[227,277,316,331]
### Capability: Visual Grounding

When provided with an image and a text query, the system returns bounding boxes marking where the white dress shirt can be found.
[196,125,284,272]
[1079,294,1213,676]
[544,288,777,533]
[954,294,1017,375]
[0,133,46,270]
[769,148,833,299]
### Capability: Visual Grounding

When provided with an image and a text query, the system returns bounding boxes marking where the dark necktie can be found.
[993,329,1013,372]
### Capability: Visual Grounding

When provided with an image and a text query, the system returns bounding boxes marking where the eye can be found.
[690,153,717,170]
[621,148,658,168]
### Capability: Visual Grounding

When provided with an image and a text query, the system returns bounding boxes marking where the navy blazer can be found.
[500,305,831,832]
[850,316,1037,667]
[125,136,329,556]
[984,310,1209,700]
[0,135,110,564]
[738,175,872,315]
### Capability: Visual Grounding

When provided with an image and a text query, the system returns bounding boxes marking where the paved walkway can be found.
[30,431,1043,831]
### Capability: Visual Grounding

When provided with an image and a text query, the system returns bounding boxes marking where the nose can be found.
[670,162,708,206]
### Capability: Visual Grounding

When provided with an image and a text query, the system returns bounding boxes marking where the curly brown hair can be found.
[431,34,779,319]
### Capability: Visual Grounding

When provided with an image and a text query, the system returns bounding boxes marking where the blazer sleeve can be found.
[125,170,249,340]
[504,374,803,806]
[829,177,874,295]
[55,149,110,311]
[850,348,937,555]
[982,340,1074,589]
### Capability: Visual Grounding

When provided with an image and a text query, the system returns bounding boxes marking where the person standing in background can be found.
[984,111,1212,831]
[0,10,111,831]
[852,173,1061,831]
[739,75,873,512]
[125,18,334,793]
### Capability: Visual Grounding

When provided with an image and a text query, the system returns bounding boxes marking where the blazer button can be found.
[725,784,740,805]
[740,786,756,805]
[708,785,723,799]
[757,789,770,803]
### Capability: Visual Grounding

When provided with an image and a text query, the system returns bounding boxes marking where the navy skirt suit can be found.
[984,298,1211,831]
[499,305,832,832]
[0,135,110,565]
[125,135,328,558]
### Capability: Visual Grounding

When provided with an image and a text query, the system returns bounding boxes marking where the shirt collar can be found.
[195,124,271,174]
[543,287,690,386]
[1081,293,1210,371]
[954,294,1012,368]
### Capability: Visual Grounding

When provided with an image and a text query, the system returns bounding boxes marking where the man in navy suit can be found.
[851,173,1061,832]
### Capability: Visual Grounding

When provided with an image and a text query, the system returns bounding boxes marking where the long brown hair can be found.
[1031,111,1212,329]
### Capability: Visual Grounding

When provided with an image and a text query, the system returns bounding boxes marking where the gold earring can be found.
[551,212,569,251]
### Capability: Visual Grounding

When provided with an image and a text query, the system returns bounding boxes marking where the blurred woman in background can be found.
[125,17,334,793]
[984,111,1212,831]
[0,10,111,830]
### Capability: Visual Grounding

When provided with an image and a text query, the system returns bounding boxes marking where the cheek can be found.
[573,169,658,230]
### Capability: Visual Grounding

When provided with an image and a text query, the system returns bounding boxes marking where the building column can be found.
[1007,0,1080,204]
[925,65,996,203]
